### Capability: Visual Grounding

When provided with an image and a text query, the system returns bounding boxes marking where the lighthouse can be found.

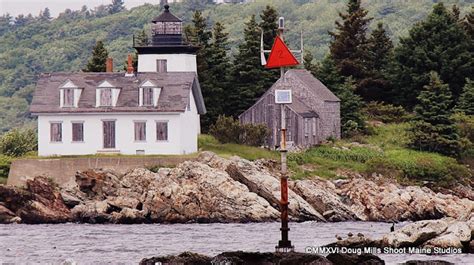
[134,4,198,73]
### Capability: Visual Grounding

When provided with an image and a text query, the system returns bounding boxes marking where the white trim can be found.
[59,79,78,89]
[139,80,157,87]
[97,80,115,88]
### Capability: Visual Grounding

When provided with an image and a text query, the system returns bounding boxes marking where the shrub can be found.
[0,128,37,157]
[209,115,269,146]
[363,101,411,123]
[366,149,471,183]
[0,155,12,179]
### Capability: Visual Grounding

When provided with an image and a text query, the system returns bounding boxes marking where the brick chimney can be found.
[106,58,113,72]
[125,54,135,77]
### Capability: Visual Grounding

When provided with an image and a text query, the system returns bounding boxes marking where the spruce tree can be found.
[329,0,372,82]
[188,10,212,83]
[83,41,109,72]
[135,29,149,46]
[316,56,345,91]
[201,22,231,131]
[227,15,270,117]
[409,72,461,157]
[109,0,125,14]
[303,51,318,76]
[361,22,393,102]
[392,3,473,108]
[39,8,51,21]
[464,7,474,39]
[259,5,280,89]
[456,79,474,115]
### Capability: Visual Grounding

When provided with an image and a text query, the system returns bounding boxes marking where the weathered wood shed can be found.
[239,69,340,148]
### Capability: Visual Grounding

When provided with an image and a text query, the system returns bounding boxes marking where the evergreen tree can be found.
[329,0,372,82]
[338,78,365,136]
[201,22,231,131]
[259,5,278,51]
[456,79,474,115]
[259,5,280,89]
[316,56,345,91]
[188,10,212,80]
[303,50,318,76]
[83,41,109,72]
[227,15,270,117]
[360,22,393,101]
[135,29,149,46]
[391,3,473,108]
[409,72,461,157]
[109,0,125,14]
[464,7,474,39]
[39,8,51,21]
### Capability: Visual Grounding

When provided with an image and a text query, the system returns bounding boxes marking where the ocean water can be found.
[0,221,471,264]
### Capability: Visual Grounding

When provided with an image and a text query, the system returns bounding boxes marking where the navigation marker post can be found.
[261,16,302,253]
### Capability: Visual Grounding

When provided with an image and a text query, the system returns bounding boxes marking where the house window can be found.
[143,87,154,106]
[100,88,112,106]
[134,122,146,141]
[156,121,168,141]
[156,59,167,73]
[63,89,74,107]
[50,122,62,142]
[72,122,84,142]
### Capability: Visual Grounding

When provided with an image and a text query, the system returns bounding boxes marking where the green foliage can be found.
[408,72,462,157]
[363,101,410,123]
[201,21,231,131]
[83,40,109,72]
[338,78,365,136]
[455,79,474,115]
[209,115,269,146]
[360,22,393,102]
[109,0,125,15]
[303,50,318,76]
[329,0,372,83]
[0,155,11,180]
[366,150,470,184]
[391,3,473,108]
[198,134,278,161]
[0,127,38,157]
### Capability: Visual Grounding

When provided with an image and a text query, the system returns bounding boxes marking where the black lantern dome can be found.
[134,4,197,54]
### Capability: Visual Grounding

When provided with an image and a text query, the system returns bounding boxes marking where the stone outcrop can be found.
[0,176,71,224]
[330,217,474,253]
[0,152,473,225]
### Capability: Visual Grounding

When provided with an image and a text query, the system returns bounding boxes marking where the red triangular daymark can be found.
[265,36,299,69]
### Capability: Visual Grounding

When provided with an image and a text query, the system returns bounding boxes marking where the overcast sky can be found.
[0,0,155,17]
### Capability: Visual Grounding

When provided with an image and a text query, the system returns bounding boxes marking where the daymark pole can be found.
[275,17,293,253]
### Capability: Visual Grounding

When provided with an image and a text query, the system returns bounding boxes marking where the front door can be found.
[103,121,116,149]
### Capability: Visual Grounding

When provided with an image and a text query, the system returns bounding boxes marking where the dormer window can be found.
[100,88,112,106]
[59,80,81,108]
[143,87,154,106]
[139,80,161,107]
[63,89,74,107]
[96,80,120,107]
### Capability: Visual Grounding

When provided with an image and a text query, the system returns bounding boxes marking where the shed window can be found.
[156,121,168,141]
[134,122,146,141]
[143,87,154,106]
[100,88,112,106]
[72,122,84,142]
[63,89,74,107]
[156,59,167,73]
[50,122,62,142]
[304,119,309,137]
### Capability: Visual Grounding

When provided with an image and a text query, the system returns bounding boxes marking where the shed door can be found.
[103,121,116,149]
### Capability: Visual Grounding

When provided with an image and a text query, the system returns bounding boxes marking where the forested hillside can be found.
[0,0,472,132]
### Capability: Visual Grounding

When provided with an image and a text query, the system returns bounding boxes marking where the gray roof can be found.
[30,72,206,115]
[286,69,340,102]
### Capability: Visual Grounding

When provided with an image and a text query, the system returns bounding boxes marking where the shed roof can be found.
[286,69,340,102]
[30,72,206,115]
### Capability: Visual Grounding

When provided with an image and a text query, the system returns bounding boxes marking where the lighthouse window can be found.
[143,87,154,106]
[156,59,167,73]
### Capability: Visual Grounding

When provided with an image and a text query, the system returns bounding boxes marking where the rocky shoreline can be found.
[0,152,472,225]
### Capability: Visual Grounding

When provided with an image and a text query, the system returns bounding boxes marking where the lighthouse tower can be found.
[134,4,198,73]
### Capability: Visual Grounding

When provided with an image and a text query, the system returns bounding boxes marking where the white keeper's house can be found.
[30,5,206,156]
